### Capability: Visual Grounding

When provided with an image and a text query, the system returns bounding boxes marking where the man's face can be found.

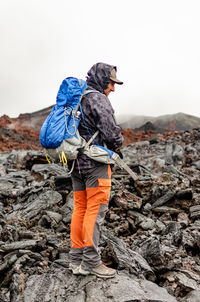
[104,80,115,96]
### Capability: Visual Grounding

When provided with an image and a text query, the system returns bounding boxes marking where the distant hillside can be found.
[17,105,54,132]
[117,115,156,129]
[1,107,200,143]
[119,112,200,132]
[0,108,200,151]
[153,112,200,131]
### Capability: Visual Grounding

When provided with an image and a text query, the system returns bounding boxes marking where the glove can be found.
[115,148,123,159]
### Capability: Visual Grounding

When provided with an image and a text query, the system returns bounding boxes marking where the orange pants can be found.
[70,164,111,267]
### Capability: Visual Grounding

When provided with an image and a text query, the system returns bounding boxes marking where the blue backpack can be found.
[40,77,100,164]
[40,77,86,149]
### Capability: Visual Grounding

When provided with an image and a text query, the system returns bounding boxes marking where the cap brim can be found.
[110,77,123,85]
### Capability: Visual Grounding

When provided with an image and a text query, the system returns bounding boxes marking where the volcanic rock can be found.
[0,128,200,301]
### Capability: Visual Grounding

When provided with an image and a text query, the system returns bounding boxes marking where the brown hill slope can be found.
[0,106,54,151]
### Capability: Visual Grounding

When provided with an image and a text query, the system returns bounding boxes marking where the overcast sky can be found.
[0,0,200,118]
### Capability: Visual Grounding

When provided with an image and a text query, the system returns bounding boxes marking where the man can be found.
[69,62,124,278]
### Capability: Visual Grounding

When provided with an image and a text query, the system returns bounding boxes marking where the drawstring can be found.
[68,160,75,174]
[64,107,79,136]
[77,158,81,174]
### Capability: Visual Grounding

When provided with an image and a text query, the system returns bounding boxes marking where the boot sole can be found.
[79,267,116,278]
[91,271,116,279]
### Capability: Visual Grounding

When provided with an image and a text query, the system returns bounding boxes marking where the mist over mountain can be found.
[118,112,200,132]
[116,114,155,129]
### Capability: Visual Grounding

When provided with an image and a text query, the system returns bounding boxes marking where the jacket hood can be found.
[86,63,116,93]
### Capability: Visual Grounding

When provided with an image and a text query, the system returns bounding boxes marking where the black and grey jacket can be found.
[75,63,124,170]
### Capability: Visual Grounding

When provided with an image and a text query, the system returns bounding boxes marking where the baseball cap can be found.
[110,68,123,85]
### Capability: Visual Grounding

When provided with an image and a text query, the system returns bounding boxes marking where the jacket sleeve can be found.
[87,93,124,151]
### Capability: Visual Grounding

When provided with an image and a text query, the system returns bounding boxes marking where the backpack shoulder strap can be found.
[74,90,100,115]
[82,89,100,96]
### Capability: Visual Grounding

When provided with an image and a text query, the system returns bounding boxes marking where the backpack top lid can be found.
[56,77,87,109]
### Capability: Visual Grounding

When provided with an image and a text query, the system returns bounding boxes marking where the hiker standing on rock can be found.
[69,63,124,278]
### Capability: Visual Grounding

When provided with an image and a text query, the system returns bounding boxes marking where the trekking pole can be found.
[112,153,138,182]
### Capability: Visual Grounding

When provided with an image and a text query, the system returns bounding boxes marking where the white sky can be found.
[0,0,200,118]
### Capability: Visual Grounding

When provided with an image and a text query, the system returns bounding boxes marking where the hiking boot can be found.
[79,263,116,279]
[69,263,80,275]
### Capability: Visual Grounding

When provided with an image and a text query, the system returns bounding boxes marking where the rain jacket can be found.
[73,63,124,170]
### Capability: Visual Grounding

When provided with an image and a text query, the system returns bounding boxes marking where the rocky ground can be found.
[0,128,200,301]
